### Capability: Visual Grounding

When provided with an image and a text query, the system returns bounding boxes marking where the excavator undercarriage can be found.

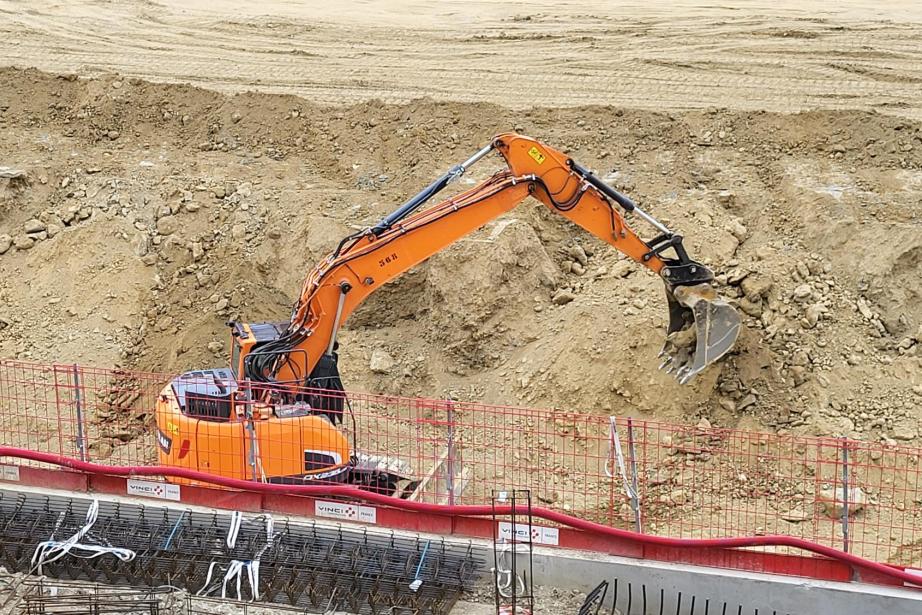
[157,132,742,491]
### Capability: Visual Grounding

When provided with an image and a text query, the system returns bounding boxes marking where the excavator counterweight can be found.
[157,132,742,491]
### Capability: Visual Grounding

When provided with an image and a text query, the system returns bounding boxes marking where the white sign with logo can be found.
[904,567,922,588]
[126,478,181,501]
[498,522,559,546]
[315,500,377,524]
[0,465,20,482]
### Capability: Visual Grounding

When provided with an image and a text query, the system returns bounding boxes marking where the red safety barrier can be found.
[2,447,922,590]
[1,359,922,583]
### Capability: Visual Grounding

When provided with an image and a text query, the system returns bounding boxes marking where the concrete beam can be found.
[528,548,922,614]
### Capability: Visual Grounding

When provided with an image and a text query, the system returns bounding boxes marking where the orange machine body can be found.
[155,368,351,486]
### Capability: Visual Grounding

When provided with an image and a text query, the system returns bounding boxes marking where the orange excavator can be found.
[156,133,740,493]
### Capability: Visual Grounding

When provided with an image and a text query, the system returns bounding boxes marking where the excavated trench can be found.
[1,67,922,581]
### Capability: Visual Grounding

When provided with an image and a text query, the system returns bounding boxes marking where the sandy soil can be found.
[1,65,919,437]
[2,1,922,116]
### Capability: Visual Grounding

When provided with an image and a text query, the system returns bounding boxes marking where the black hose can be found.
[369,165,461,236]
[567,160,636,212]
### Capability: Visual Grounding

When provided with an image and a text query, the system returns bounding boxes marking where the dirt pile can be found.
[1,67,920,441]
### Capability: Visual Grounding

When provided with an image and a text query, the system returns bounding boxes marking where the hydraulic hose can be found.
[1,447,919,589]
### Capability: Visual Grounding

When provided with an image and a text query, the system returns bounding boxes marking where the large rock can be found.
[738,296,762,317]
[0,234,11,255]
[567,244,588,266]
[793,284,812,300]
[552,289,576,305]
[726,220,748,242]
[891,417,918,441]
[781,507,810,523]
[369,348,395,374]
[156,215,180,236]
[818,486,866,519]
[40,212,65,228]
[24,219,46,234]
[741,276,773,301]
[13,236,34,251]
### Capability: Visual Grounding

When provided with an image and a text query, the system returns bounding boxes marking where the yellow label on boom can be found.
[527,146,546,164]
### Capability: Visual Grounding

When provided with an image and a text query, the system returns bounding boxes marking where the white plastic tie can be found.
[197,561,219,596]
[220,559,259,601]
[226,510,243,548]
[492,542,526,599]
[30,500,135,575]
[199,511,269,601]
[606,416,638,503]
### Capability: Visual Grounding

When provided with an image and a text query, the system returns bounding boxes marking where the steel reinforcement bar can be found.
[0,489,485,614]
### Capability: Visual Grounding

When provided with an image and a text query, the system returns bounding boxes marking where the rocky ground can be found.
[2,2,922,612]
[1,67,920,446]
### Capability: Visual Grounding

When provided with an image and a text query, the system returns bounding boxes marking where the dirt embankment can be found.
[0,67,920,442]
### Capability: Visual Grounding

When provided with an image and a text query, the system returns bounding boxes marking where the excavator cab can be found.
[158,332,417,493]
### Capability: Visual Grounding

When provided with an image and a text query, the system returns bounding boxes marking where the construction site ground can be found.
[1,0,922,612]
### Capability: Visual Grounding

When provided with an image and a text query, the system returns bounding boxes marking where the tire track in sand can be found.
[1,0,922,117]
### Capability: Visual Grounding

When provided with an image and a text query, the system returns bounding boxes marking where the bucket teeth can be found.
[661,283,742,384]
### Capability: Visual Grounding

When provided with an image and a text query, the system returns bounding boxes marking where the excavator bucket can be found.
[659,283,741,384]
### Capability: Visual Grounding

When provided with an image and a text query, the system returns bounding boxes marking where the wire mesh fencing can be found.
[1,359,921,569]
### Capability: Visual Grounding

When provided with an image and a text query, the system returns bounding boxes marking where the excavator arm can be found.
[235,133,740,397]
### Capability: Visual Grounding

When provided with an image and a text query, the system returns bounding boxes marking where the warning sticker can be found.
[527,146,546,164]
[498,521,559,546]
[0,465,20,482]
[315,500,377,524]
[127,478,181,502]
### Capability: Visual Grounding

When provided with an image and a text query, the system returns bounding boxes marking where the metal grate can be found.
[0,492,485,614]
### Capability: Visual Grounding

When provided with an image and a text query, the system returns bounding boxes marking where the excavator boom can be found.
[157,132,742,495]
[237,133,741,391]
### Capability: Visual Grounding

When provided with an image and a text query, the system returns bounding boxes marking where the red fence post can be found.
[840,436,850,554]
[52,365,65,458]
